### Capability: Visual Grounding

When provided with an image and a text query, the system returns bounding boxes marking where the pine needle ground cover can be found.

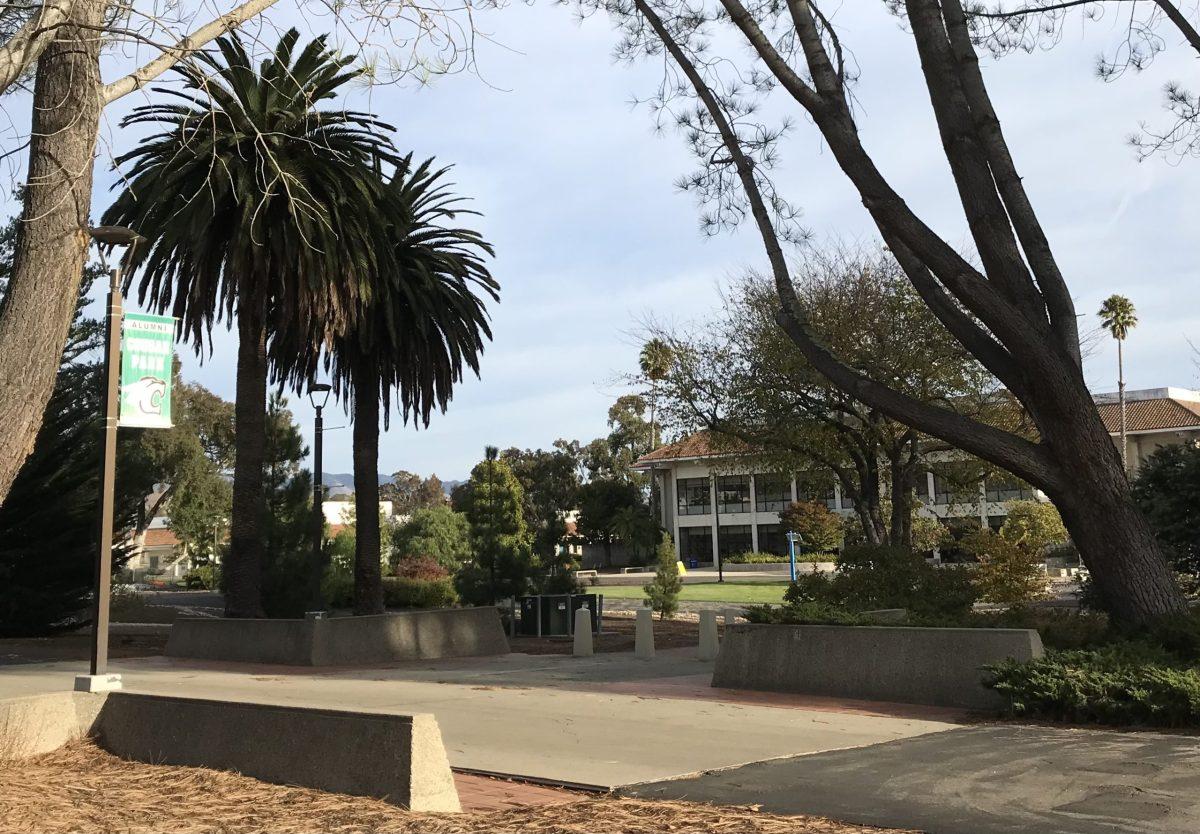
[0,740,913,834]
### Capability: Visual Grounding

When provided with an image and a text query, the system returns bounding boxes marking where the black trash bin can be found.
[570,593,603,634]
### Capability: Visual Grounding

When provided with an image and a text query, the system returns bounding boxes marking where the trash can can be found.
[687,558,699,569]
[539,595,573,636]
[570,593,603,634]
[516,596,540,636]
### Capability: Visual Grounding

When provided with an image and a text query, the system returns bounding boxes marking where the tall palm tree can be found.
[284,158,497,614]
[1098,295,1139,473]
[639,338,674,451]
[103,31,397,617]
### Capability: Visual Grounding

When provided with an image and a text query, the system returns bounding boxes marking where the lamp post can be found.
[77,225,142,694]
[786,531,802,583]
[308,382,332,611]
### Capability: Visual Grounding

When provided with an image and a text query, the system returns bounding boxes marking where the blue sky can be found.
[7,1,1199,480]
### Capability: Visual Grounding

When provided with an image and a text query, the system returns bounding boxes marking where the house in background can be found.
[634,387,1200,566]
[321,499,395,538]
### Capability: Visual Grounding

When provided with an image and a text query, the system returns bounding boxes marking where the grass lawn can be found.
[597,581,787,604]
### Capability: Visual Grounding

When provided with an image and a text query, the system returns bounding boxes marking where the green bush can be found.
[783,544,977,618]
[320,563,354,609]
[960,528,1049,605]
[984,648,1200,727]
[643,534,682,620]
[778,500,843,553]
[726,550,831,564]
[743,601,869,626]
[382,576,457,609]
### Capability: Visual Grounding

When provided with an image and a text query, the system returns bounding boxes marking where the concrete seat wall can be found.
[167,606,509,666]
[713,623,1043,710]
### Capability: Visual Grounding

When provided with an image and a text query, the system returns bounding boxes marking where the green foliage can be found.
[778,500,842,553]
[183,564,221,591]
[742,602,869,626]
[582,395,653,484]
[0,229,154,636]
[392,506,471,571]
[454,453,532,604]
[500,443,584,585]
[1132,443,1200,578]
[726,550,829,564]
[783,544,978,618]
[910,515,951,555]
[960,528,1049,606]
[393,555,449,581]
[643,535,683,620]
[382,576,457,609]
[984,649,1200,727]
[576,478,648,566]
[381,471,447,515]
[998,500,1067,555]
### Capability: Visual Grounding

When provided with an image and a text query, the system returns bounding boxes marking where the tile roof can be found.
[637,395,1200,465]
[1097,397,1200,433]
[142,528,180,548]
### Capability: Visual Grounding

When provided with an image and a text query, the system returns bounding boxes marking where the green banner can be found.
[119,312,175,429]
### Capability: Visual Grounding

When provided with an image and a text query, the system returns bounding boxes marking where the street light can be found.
[308,381,332,611]
[78,225,142,694]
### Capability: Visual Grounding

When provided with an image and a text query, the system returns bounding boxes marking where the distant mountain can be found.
[322,473,463,497]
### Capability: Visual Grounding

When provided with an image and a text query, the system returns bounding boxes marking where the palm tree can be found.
[285,158,497,614]
[1098,295,1139,473]
[103,31,397,617]
[639,338,674,451]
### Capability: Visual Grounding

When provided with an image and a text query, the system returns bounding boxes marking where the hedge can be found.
[382,576,457,609]
[725,550,834,564]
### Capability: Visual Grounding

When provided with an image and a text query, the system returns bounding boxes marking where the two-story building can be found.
[633,387,1200,565]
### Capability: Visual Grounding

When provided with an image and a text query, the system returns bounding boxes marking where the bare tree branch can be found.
[0,0,75,97]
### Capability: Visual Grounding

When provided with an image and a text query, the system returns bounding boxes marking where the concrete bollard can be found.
[635,608,655,659]
[573,607,594,657]
[698,610,719,661]
[724,608,738,628]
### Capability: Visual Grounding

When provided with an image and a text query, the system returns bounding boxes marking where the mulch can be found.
[0,741,915,834]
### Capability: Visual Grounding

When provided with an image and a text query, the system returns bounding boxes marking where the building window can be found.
[756,523,787,556]
[796,475,837,510]
[933,466,979,505]
[677,478,711,516]
[754,474,792,513]
[839,489,855,510]
[716,475,750,514]
[679,525,712,564]
[717,524,753,558]
[985,475,1034,504]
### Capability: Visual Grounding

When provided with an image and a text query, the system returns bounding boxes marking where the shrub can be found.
[778,500,843,553]
[998,500,1068,554]
[910,515,951,555]
[1132,443,1200,578]
[984,648,1200,727]
[743,601,869,626]
[183,564,220,591]
[726,550,830,564]
[320,563,354,610]
[643,534,682,620]
[382,576,457,609]
[960,528,1049,606]
[782,544,977,618]
[393,556,449,582]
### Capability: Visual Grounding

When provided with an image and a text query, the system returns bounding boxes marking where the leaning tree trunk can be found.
[0,0,105,507]
[224,297,267,618]
[351,357,384,616]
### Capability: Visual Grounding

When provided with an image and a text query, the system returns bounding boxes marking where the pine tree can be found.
[643,534,683,620]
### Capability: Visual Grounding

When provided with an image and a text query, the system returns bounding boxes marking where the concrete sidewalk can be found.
[627,724,1200,834]
[0,649,960,789]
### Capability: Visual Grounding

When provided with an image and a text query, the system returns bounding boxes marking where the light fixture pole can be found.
[78,225,142,693]
[308,382,332,611]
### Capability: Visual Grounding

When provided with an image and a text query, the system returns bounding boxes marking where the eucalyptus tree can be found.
[283,158,497,615]
[580,0,1184,622]
[1098,294,1139,471]
[102,31,397,617]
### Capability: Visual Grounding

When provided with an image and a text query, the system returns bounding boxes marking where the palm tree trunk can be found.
[1118,338,1128,473]
[224,297,267,618]
[0,0,104,507]
[351,357,384,615]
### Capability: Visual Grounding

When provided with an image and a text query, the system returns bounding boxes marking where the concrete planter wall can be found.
[713,623,1043,710]
[167,606,509,666]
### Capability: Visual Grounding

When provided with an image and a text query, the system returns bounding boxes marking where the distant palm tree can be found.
[1098,294,1139,472]
[283,158,497,614]
[103,31,397,617]
[639,338,674,451]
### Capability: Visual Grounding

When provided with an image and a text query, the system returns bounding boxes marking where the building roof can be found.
[142,528,180,548]
[1096,396,1200,433]
[636,391,1200,466]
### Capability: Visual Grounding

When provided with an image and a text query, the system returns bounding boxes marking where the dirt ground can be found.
[510,614,718,655]
[0,741,915,834]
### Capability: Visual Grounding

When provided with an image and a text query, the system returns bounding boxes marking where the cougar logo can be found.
[125,376,167,416]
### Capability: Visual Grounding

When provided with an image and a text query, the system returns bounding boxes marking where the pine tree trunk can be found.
[224,298,267,618]
[0,0,105,507]
[352,358,384,616]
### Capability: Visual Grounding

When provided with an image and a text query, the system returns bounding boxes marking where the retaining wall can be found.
[712,623,1042,710]
[167,606,509,666]
[0,691,460,811]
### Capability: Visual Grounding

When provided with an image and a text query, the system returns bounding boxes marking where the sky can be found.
[4,1,1198,480]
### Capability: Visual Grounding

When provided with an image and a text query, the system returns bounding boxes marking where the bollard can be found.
[698,610,719,661]
[635,607,655,659]
[723,607,738,628]
[573,607,594,657]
